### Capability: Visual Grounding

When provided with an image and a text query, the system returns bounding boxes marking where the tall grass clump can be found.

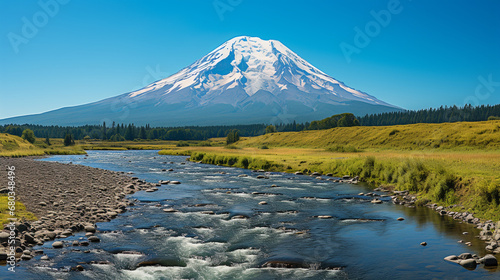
[326,145,362,153]
[188,152,282,171]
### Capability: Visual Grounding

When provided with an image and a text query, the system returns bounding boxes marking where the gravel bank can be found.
[0,157,155,261]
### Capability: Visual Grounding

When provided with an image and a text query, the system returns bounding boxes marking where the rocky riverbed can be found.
[0,157,155,262]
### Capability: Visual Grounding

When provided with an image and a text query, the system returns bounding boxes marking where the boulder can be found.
[444,255,458,263]
[74,265,84,271]
[458,253,473,260]
[20,254,32,260]
[52,241,64,248]
[0,231,10,242]
[88,236,100,242]
[371,199,382,204]
[459,259,477,269]
[24,233,36,244]
[84,225,96,233]
[0,250,7,261]
[479,254,498,267]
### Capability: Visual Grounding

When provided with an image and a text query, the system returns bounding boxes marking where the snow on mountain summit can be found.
[0,36,401,127]
[127,36,391,107]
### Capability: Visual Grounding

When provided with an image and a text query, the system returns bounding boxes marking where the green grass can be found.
[0,134,88,157]
[239,120,500,150]
[158,121,500,221]
[0,195,37,226]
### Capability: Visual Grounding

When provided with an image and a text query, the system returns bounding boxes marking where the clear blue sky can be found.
[1,0,499,119]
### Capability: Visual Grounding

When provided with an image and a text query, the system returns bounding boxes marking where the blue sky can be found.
[1,0,499,119]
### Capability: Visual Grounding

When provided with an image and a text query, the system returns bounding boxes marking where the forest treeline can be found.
[0,104,498,141]
[358,104,500,126]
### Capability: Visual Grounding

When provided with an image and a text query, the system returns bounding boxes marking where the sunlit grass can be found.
[0,195,37,226]
[159,121,500,220]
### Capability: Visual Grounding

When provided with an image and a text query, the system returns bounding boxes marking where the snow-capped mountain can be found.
[0,36,401,126]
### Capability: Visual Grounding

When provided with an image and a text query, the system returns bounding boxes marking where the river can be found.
[1,150,498,279]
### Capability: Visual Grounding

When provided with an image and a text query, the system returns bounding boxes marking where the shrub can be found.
[21,129,36,144]
[389,129,400,136]
[265,125,276,134]
[176,141,190,147]
[326,145,362,153]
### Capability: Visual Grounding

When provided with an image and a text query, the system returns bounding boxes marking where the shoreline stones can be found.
[444,253,497,270]
[0,157,158,263]
[388,184,500,253]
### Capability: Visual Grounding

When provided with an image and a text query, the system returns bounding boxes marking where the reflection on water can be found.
[0,150,497,280]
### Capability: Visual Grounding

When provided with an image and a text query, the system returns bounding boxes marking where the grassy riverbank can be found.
[0,133,86,157]
[159,120,500,221]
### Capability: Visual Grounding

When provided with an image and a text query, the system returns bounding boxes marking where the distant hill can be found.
[238,120,500,150]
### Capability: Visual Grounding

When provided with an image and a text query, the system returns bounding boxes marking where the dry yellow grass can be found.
[160,121,500,220]
[240,120,500,150]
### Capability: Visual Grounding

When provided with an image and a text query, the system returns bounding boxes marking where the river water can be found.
[1,150,498,279]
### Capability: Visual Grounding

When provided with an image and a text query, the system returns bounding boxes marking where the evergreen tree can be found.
[102,121,107,140]
[63,134,74,146]
[139,126,147,139]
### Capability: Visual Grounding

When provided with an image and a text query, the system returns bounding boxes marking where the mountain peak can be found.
[128,36,392,108]
[0,36,401,126]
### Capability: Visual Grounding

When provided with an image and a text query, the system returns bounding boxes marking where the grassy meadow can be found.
[159,120,500,220]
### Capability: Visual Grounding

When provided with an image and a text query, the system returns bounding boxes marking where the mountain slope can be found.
[0,36,401,126]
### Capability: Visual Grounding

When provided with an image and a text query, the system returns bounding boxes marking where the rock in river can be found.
[52,241,64,248]
[459,259,477,269]
[371,199,382,204]
[88,236,100,242]
[479,254,498,267]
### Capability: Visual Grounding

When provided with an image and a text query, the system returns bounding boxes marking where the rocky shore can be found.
[371,186,499,269]
[0,157,155,262]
